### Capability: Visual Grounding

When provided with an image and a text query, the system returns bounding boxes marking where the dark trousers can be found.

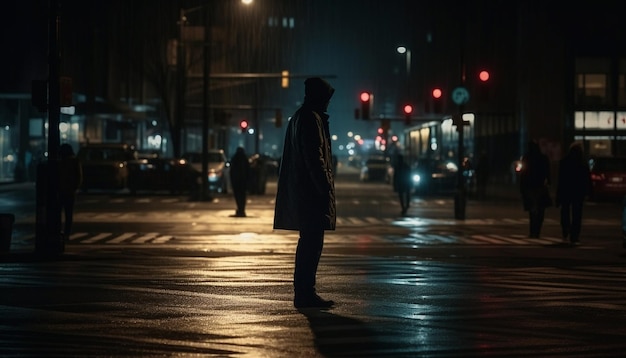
[59,194,75,236]
[560,200,583,242]
[528,207,545,238]
[525,187,548,238]
[232,185,247,215]
[294,221,324,295]
[398,190,410,214]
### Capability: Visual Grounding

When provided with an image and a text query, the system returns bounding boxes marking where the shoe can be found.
[570,240,580,247]
[294,293,335,309]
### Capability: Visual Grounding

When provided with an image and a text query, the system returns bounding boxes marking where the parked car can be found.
[127,156,197,195]
[182,149,230,194]
[77,143,138,191]
[360,156,392,182]
[588,156,626,201]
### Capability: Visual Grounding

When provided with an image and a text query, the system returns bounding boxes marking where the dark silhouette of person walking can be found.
[393,154,412,216]
[555,143,591,246]
[58,143,82,240]
[519,140,552,238]
[274,77,336,309]
[229,147,250,217]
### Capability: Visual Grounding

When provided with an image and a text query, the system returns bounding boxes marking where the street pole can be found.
[177,9,186,155]
[454,12,467,221]
[454,110,466,220]
[39,0,63,254]
[254,80,259,154]
[200,5,212,201]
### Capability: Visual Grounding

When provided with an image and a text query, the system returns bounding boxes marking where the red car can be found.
[589,156,626,201]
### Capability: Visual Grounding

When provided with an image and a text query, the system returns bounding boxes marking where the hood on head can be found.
[304,77,334,109]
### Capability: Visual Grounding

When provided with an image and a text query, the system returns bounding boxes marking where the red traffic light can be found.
[479,70,490,82]
[432,88,442,99]
[359,91,372,120]
[240,120,249,133]
[403,104,413,114]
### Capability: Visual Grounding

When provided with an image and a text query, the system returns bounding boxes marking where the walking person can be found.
[555,143,591,246]
[274,77,336,309]
[58,143,82,240]
[519,140,552,238]
[393,154,412,216]
[229,147,250,217]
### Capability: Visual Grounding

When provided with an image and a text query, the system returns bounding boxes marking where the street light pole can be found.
[37,0,63,254]
[201,4,212,201]
[179,1,253,200]
[397,46,411,97]
[177,8,186,155]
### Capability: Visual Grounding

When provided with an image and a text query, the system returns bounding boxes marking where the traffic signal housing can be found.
[477,70,490,102]
[360,91,371,120]
[239,120,249,133]
[432,88,443,113]
[403,104,413,125]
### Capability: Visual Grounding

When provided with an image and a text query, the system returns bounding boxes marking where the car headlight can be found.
[207,169,222,182]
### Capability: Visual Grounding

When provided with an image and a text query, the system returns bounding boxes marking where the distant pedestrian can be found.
[519,140,552,238]
[274,77,336,309]
[230,147,250,217]
[58,143,82,239]
[555,143,591,245]
[393,154,412,216]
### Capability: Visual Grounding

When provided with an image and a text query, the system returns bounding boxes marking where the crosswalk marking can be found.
[68,232,89,241]
[490,234,526,244]
[131,232,159,243]
[108,232,136,243]
[68,212,622,228]
[471,234,502,244]
[82,233,112,243]
[152,235,172,243]
[58,231,590,247]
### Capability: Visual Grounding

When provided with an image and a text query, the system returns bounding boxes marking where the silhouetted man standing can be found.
[230,147,250,217]
[58,143,82,239]
[274,77,336,309]
[393,154,412,216]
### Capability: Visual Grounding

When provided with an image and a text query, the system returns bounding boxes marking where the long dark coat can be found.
[393,156,412,193]
[556,145,591,205]
[273,84,336,231]
[229,147,250,191]
[520,141,551,210]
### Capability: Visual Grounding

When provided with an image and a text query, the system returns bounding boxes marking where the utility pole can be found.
[454,6,468,221]
[37,0,63,254]
[201,5,212,201]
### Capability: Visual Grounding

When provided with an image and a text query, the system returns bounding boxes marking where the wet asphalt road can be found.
[1,173,626,357]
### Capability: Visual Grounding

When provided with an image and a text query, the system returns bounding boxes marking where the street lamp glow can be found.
[396,46,411,78]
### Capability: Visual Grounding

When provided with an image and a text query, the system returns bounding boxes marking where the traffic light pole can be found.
[454,108,466,220]
[37,0,63,254]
